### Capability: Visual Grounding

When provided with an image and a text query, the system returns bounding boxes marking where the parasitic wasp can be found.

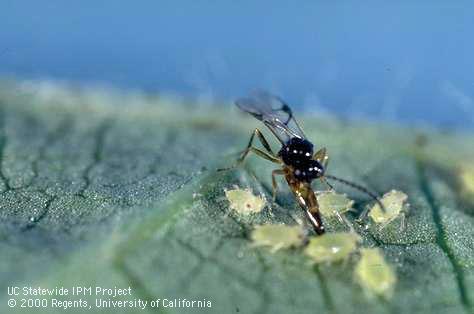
[219,91,385,235]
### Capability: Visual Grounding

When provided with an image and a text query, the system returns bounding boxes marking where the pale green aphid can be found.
[317,191,355,229]
[317,191,354,216]
[304,232,360,263]
[355,248,397,299]
[459,163,474,200]
[225,188,265,214]
[369,190,409,230]
[251,224,304,253]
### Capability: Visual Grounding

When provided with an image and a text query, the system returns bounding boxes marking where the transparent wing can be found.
[235,90,307,143]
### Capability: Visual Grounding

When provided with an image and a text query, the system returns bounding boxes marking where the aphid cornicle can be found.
[220,91,384,235]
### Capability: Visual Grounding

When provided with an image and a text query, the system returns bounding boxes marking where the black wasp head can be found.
[278,137,314,166]
[294,159,325,182]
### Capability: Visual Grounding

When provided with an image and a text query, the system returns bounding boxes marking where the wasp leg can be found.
[239,128,275,156]
[334,211,355,232]
[243,147,280,163]
[218,129,279,171]
[313,147,326,161]
[271,169,285,201]
[252,128,275,155]
[238,128,276,159]
[313,147,329,169]
[218,147,280,171]
[314,148,332,191]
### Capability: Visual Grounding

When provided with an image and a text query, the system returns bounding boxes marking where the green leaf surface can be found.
[0,81,473,314]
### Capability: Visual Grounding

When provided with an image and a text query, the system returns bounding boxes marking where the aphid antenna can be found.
[324,174,386,214]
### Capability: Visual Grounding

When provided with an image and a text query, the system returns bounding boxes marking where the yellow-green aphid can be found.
[304,232,360,264]
[251,224,304,253]
[317,191,355,229]
[225,188,265,214]
[458,163,474,202]
[355,248,396,299]
[369,190,409,230]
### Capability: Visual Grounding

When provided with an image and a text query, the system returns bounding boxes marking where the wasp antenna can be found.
[324,174,386,214]
[320,177,335,191]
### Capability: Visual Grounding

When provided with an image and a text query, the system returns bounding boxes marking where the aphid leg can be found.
[355,206,371,228]
[377,208,408,232]
[218,129,279,171]
[358,205,371,221]
[343,215,356,233]
[313,147,329,169]
[399,212,406,233]
[271,169,285,201]
[334,210,345,224]
[377,218,394,232]
[335,211,355,233]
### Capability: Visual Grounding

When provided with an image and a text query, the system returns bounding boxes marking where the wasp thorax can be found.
[279,137,314,166]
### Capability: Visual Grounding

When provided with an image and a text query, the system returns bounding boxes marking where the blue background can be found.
[1,1,473,129]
